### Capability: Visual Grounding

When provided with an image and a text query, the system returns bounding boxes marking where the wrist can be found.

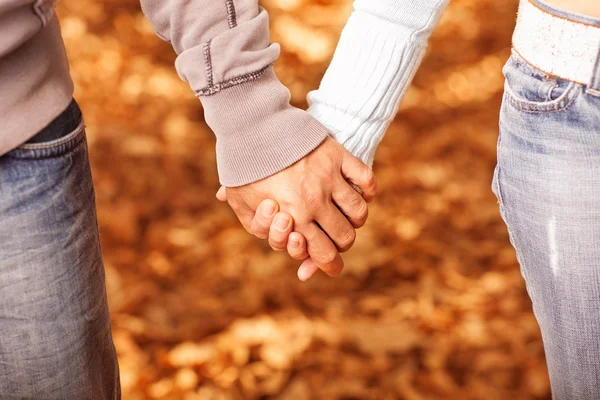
[200,67,329,187]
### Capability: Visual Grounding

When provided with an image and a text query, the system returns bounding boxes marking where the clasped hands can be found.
[216,136,377,281]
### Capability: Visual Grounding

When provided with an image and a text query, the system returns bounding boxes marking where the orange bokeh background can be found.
[57,0,549,398]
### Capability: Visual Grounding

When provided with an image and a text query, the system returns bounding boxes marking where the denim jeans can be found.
[494,50,600,398]
[0,101,120,399]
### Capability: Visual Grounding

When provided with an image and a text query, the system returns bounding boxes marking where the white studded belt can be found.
[512,0,600,86]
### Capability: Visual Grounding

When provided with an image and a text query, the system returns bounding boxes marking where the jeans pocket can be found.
[503,52,581,113]
[6,120,86,160]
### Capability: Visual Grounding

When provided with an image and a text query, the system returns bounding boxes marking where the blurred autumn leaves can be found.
[57,0,551,399]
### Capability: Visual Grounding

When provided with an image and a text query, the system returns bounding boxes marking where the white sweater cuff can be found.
[307,0,449,167]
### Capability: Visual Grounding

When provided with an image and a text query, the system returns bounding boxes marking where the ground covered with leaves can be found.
[57,0,551,398]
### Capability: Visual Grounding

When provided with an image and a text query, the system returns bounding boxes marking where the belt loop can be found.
[588,48,600,96]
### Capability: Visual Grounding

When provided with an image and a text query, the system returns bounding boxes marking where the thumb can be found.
[216,186,227,202]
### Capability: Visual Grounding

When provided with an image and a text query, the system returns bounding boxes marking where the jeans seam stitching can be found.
[18,121,85,150]
[7,131,87,160]
[507,84,579,114]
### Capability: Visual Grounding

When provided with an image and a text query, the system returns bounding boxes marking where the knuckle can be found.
[364,170,376,188]
[304,190,321,209]
[349,192,363,207]
[356,202,368,221]
[301,182,325,209]
[338,230,356,252]
[316,250,338,266]
[337,190,354,206]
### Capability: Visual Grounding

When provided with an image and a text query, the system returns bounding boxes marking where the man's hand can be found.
[216,137,376,277]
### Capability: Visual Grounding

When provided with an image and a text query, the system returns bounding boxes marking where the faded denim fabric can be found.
[493,50,600,398]
[0,102,120,399]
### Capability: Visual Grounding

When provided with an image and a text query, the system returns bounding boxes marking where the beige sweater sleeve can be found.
[139,0,329,186]
[0,0,328,183]
[0,3,74,155]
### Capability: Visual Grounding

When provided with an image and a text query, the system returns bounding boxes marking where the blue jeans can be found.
[494,51,600,397]
[0,101,120,399]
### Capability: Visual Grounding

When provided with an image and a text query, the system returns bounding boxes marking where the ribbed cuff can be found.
[200,67,329,187]
[307,9,418,168]
[307,0,449,168]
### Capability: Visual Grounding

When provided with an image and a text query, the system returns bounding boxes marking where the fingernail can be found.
[289,233,301,246]
[263,202,276,217]
[274,215,289,230]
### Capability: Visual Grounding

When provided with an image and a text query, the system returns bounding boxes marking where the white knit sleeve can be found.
[307,0,450,167]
